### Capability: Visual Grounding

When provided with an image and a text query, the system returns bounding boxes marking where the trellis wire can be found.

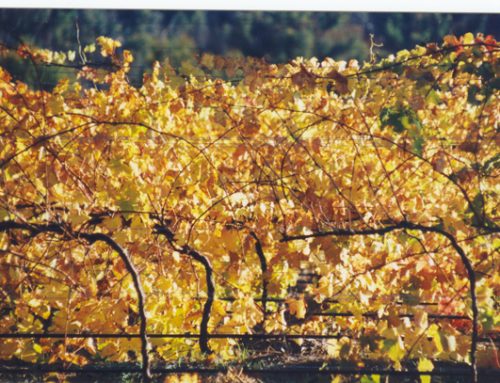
[0,333,496,343]
[0,365,499,378]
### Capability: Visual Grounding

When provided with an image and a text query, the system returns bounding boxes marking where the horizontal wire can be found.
[0,333,342,339]
[0,333,495,343]
[1,365,498,376]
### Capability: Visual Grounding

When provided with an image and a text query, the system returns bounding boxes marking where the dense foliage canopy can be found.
[0,33,498,382]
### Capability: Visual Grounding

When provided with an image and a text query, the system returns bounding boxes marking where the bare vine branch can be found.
[0,220,152,380]
[249,231,268,324]
[282,220,479,383]
[154,224,215,354]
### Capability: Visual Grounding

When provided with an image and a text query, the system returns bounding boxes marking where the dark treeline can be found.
[0,9,498,87]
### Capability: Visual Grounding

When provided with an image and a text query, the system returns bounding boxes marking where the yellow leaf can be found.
[212,300,226,317]
[83,43,96,53]
[69,211,90,227]
[102,215,122,231]
[388,336,405,364]
[164,374,200,383]
[428,324,443,353]
[418,358,434,383]
[463,32,474,45]
[286,297,307,319]
[96,36,121,57]
[33,343,43,354]
[313,274,334,302]
[39,304,51,320]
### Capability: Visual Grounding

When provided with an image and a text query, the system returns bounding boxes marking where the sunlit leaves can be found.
[286,296,307,319]
[418,358,434,383]
[96,36,122,58]
[0,33,498,372]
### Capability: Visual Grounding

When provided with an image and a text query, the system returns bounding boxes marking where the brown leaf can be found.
[291,64,316,88]
[327,69,349,95]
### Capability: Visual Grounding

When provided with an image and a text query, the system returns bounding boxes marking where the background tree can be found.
[0,10,498,87]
